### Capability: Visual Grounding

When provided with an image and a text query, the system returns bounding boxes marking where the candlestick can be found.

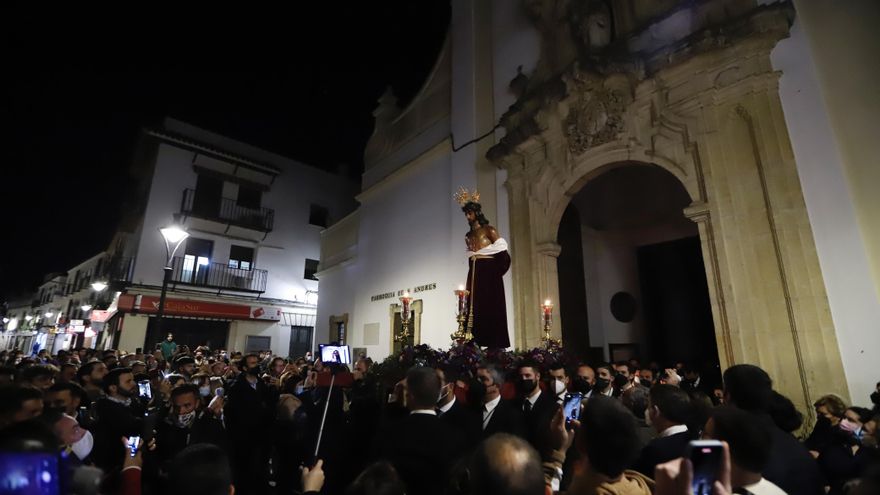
[395,292,414,344]
[541,299,557,348]
[451,285,473,342]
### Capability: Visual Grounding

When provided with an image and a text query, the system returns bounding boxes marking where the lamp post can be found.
[156,225,189,337]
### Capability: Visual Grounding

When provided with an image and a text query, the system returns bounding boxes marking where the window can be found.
[228,245,255,270]
[304,258,319,281]
[237,186,262,209]
[309,204,329,227]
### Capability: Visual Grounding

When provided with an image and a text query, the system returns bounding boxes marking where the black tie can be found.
[524,401,532,413]
[435,408,443,417]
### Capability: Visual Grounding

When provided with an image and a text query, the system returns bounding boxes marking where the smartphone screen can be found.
[563,392,583,425]
[687,440,723,495]
[127,436,141,457]
[0,451,60,495]
[137,380,152,399]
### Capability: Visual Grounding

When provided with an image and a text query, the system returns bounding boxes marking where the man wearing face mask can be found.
[435,365,481,448]
[547,363,570,403]
[42,410,95,463]
[474,363,527,440]
[572,364,596,397]
[154,384,227,469]
[225,352,278,495]
[593,364,616,398]
[513,360,559,450]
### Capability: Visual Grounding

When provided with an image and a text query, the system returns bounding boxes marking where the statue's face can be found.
[465,210,477,223]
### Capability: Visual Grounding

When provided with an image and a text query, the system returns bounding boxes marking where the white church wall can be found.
[351,145,461,360]
[771,13,880,403]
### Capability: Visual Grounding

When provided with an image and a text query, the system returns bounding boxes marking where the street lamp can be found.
[81,304,93,312]
[91,281,108,292]
[156,225,189,337]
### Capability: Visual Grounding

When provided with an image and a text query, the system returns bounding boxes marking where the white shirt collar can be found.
[410,409,437,416]
[484,395,502,414]
[526,389,541,405]
[659,424,689,438]
[438,396,456,414]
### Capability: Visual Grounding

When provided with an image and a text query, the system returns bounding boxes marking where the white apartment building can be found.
[2,118,357,358]
[107,118,357,357]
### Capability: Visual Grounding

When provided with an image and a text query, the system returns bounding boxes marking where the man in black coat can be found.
[723,364,824,495]
[155,384,227,468]
[435,365,481,448]
[476,363,527,440]
[511,360,559,451]
[377,366,467,495]
[91,367,144,473]
[224,353,278,495]
[632,384,694,476]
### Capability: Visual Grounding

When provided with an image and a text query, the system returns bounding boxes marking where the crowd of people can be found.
[0,332,878,495]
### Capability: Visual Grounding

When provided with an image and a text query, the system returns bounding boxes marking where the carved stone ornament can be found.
[564,83,625,155]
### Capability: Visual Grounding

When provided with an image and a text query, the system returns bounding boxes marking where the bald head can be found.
[470,434,544,495]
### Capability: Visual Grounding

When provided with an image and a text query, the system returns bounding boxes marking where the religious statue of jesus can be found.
[455,187,511,349]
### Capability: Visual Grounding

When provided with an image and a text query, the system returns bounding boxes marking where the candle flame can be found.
[458,284,464,291]
[544,299,551,306]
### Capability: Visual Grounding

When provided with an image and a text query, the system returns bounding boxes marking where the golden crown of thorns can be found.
[454,186,481,206]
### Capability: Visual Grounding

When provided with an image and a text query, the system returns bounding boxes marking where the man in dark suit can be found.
[476,363,527,440]
[224,353,278,495]
[724,364,824,495]
[512,360,559,450]
[435,365,481,448]
[377,366,467,495]
[91,367,144,473]
[632,384,693,476]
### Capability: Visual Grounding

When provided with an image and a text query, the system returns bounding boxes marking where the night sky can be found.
[1,2,451,300]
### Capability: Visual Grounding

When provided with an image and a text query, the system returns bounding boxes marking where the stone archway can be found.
[488,2,848,416]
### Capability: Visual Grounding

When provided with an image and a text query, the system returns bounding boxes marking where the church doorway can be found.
[556,162,719,377]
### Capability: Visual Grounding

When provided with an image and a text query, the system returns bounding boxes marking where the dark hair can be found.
[0,419,58,452]
[47,381,86,402]
[517,359,542,376]
[0,385,44,420]
[345,461,406,495]
[171,383,200,402]
[710,406,771,473]
[595,363,614,376]
[166,374,187,387]
[406,366,440,410]
[847,406,874,423]
[548,362,567,377]
[167,444,231,495]
[76,361,104,385]
[767,390,803,433]
[649,385,691,424]
[102,367,133,394]
[462,201,490,226]
[21,364,58,382]
[436,364,460,385]
[722,364,772,412]
[578,396,642,478]
[469,433,544,495]
[613,361,636,374]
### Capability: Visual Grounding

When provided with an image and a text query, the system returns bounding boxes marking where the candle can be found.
[454,285,469,316]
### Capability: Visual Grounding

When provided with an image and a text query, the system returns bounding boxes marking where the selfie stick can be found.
[313,372,335,459]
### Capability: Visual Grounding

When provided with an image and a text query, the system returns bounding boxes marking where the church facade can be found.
[315,0,880,416]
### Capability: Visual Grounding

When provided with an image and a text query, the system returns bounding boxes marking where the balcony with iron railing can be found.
[181,189,274,232]
[166,256,268,293]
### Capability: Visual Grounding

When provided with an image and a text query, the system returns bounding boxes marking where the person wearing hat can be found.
[175,356,196,381]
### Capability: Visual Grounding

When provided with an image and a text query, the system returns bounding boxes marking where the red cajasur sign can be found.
[118,294,281,321]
